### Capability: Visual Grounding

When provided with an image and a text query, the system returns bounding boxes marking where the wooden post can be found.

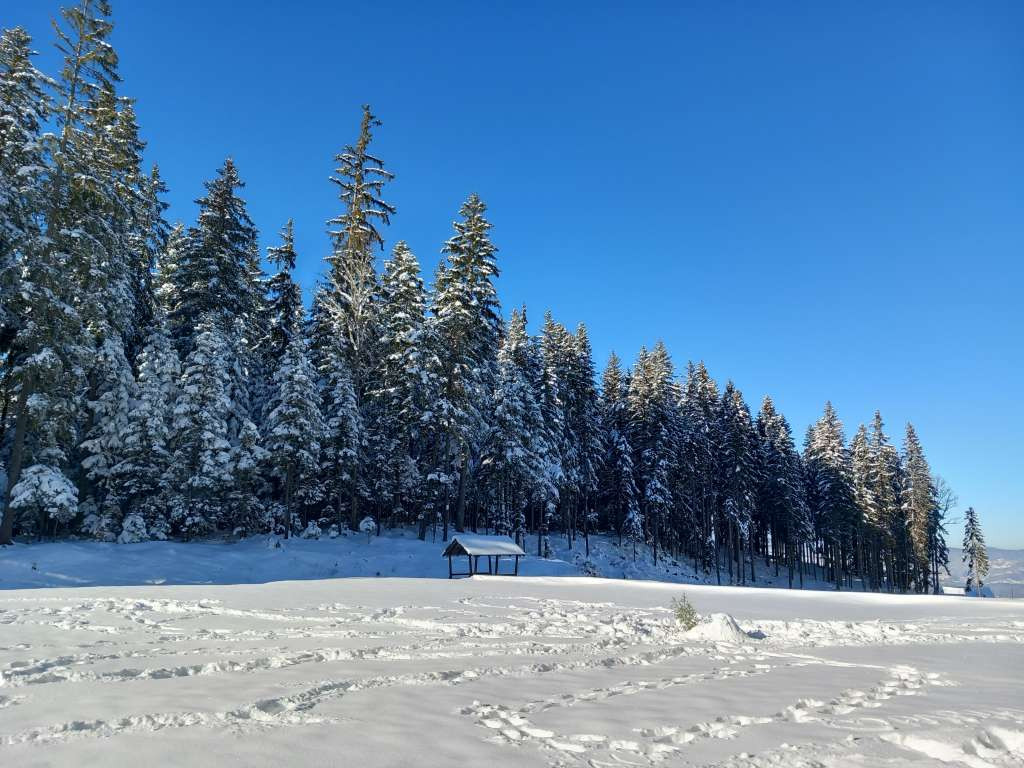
[514,555,520,576]
[469,555,474,576]
[448,555,453,579]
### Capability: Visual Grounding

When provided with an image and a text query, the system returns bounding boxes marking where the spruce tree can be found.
[78,335,135,533]
[264,336,324,537]
[168,318,233,537]
[962,506,989,594]
[678,361,721,578]
[718,382,758,583]
[804,402,855,588]
[902,422,934,592]
[318,105,394,529]
[755,396,809,587]
[110,317,179,538]
[263,219,304,369]
[370,241,428,526]
[868,411,906,590]
[168,158,259,352]
[0,27,50,353]
[430,194,501,532]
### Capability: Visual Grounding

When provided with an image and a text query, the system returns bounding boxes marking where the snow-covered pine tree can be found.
[168,317,233,538]
[370,241,428,527]
[755,395,809,588]
[78,335,135,534]
[263,219,304,370]
[962,506,989,594]
[0,27,50,354]
[227,418,268,535]
[320,351,364,533]
[570,324,602,555]
[0,26,58,544]
[597,353,640,542]
[8,464,78,538]
[850,423,878,588]
[0,6,115,543]
[318,106,394,529]
[627,342,677,565]
[167,158,260,353]
[264,335,324,537]
[867,411,906,591]
[110,316,179,539]
[677,361,721,578]
[901,422,934,592]
[540,313,573,536]
[154,223,186,317]
[482,311,537,538]
[430,194,502,533]
[718,382,758,584]
[803,402,855,589]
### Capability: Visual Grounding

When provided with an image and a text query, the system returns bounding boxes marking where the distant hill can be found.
[945,547,1024,598]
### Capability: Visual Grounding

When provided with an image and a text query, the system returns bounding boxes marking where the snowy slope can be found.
[0,529,852,591]
[1,577,1022,767]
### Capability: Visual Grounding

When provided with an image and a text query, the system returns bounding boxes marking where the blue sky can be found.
[16,2,1023,546]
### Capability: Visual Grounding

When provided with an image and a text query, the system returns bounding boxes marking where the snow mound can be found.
[684,612,752,644]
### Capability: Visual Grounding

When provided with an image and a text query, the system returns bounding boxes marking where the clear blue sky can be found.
[16,2,1023,547]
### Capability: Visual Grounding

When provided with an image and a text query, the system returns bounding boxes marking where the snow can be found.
[0,568,1022,767]
[0,537,1022,767]
[684,612,752,644]
[444,534,527,557]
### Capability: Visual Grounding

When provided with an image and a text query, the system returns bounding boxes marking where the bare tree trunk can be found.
[0,373,35,545]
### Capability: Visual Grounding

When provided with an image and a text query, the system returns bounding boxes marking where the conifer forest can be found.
[1,0,969,596]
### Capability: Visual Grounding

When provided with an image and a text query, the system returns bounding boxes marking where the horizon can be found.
[13,1,1022,547]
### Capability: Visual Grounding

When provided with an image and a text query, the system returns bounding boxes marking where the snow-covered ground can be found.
[2,562,1024,766]
[0,529,880,591]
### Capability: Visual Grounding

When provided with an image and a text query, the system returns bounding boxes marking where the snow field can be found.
[1,577,1022,766]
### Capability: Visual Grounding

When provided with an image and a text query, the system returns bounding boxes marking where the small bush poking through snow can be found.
[672,594,699,630]
[301,521,322,540]
[359,516,376,542]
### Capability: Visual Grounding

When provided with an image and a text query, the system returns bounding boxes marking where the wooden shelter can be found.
[442,534,526,578]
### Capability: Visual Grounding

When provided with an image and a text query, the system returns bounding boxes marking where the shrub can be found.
[671,594,698,630]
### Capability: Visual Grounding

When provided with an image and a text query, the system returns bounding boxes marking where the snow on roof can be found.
[442,534,526,557]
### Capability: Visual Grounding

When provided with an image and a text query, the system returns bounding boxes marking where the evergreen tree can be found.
[318,105,394,529]
[263,219,304,369]
[110,317,179,538]
[168,318,232,537]
[0,27,50,353]
[678,362,721,578]
[804,402,855,588]
[718,382,758,583]
[598,353,640,543]
[78,335,135,530]
[167,158,259,352]
[430,194,501,532]
[755,396,809,587]
[901,422,934,592]
[962,506,989,593]
[264,336,324,537]
[867,411,906,590]
[627,343,676,564]
[370,241,428,525]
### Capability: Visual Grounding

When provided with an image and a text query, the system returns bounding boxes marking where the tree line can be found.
[1,1,976,594]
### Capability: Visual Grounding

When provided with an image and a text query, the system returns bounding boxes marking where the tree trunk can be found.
[0,372,35,545]
[453,452,468,532]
